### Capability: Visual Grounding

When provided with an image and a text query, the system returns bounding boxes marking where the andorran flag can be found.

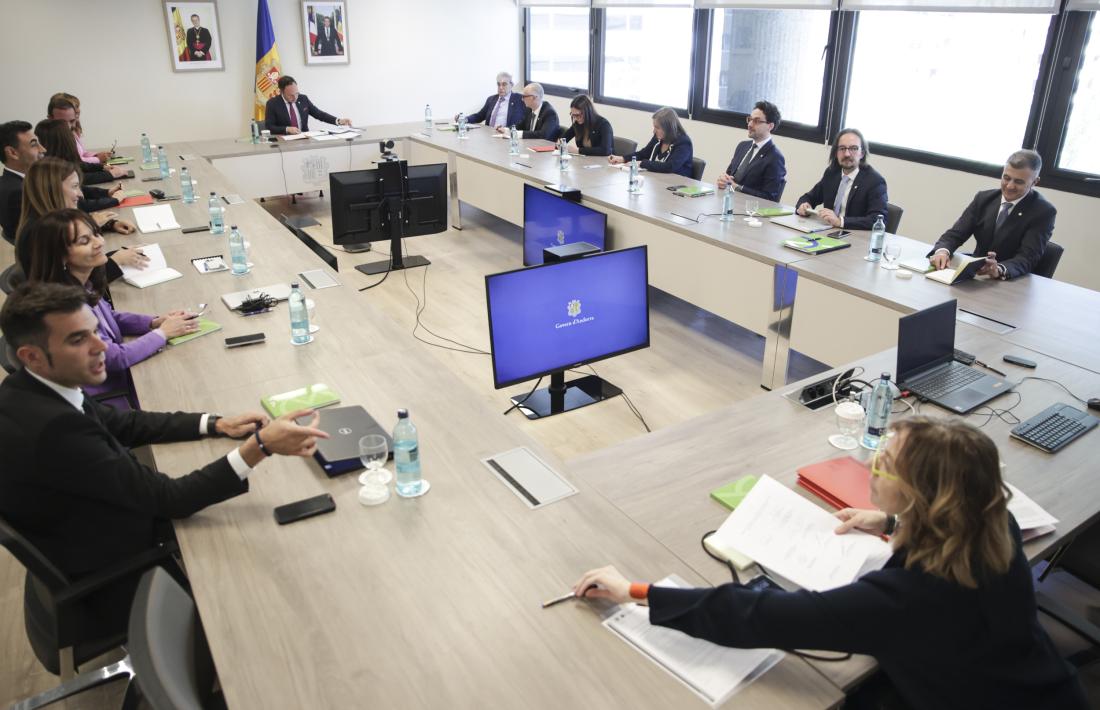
[255,0,282,121]
[172,7,190,61]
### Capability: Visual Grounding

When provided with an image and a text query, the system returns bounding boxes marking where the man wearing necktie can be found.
[796,127,889,231]
[929,149,1056,280]
[314,15,343,56]
[460,72,525,129]
[264,75,352,135]
[716,100,786,202]
[511,83,560,140]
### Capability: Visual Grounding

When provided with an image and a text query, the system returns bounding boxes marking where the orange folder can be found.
[530,144,557,153]
[118,194,154,208]
[796,456,874,511]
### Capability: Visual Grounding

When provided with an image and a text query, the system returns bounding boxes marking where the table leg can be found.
[762,265,797,390]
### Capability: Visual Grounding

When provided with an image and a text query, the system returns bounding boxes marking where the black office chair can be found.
[1,335,14,375]
[0,514,175,710]
[1,263,25,295]
[1034,241,1063,279]
[128,567,224,710]
[690,157,706,182]
[612,136,637,159]
[885,203,904,234]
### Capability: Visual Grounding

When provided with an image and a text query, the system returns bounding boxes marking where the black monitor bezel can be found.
[521,183,608,266]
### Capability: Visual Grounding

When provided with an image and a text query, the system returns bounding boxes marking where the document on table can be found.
[119,243,182,289]
[1006,482,1058,540]
[712,475,892,591]
[280,131,327,141]
[312,132,357,142]
[132,204,181,234]
[604,576,782,707]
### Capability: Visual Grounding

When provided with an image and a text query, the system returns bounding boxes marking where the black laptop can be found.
[298,405,393,477]
[896,299,1012,414]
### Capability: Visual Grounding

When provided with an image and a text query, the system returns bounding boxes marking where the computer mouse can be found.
[1088,398,1100,412]
[149,189,165,199]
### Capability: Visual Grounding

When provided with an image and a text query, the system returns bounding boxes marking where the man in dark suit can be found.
[0,120,45,243]
[796,128,888,231]
[0,283,328,639]
[461,72,526,129]
[929,149,1056,280]
[513,82,559,140]
[313,15,343,56]
[186,14,214,61]
[264,75,352,135]
[717,100,786,203]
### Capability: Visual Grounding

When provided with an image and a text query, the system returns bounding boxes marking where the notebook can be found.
[530,144,557,153]
[117,194,155,208]
[771,213,832,234]
[925,254,986,285]
[796,456,874,511]
[671,185,715,198]
[754,207,794,218]
[261,383,341,418]
[191,254,228,273]
[898,255,936,274]
[782,235,851,255]
[221,283,292,310]
[167,318,222,346]
[132,204,180,234]
[119,244,183,289]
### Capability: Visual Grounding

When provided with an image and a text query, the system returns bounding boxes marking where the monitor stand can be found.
[355,251,430,276]
[511,371,622,420]
[342,242,372,254]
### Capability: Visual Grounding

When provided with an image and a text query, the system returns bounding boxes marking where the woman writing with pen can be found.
[573,418,1087,710]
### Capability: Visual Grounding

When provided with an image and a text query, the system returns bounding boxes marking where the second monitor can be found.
[523,184,607,266]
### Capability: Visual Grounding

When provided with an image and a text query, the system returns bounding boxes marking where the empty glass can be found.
[744,198,760,222]
[358,434,392,485]
[881,237,901,270]
[829,401,865,450]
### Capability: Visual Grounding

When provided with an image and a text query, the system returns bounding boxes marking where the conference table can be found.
[91,125,1100,709]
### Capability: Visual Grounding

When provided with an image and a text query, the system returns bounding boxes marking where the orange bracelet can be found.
[629,582,650,600]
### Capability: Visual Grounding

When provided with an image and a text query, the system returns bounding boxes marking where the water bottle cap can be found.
[880,372,891,380]
[397,408,409,419]
[230,224,238,229]
[290,282,299,289]
[210,191,216,196]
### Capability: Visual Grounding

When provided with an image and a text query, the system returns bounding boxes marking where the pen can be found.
[975,360,1007,377]
[542,584,597,608]
[242,308,272,317]
[512,162,532,169]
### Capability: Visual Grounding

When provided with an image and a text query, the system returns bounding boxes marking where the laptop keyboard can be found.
[1011,405,1095,453]
[909,363,985,400]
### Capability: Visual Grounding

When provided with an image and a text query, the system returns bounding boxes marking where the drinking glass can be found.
[881,237,901,270]
[744,198,760,222]
[829,401,865,450]
[358,434,392,485]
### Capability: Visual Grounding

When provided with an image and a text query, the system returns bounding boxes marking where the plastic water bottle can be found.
[289,283,311,345]
[862,373,893,450]
[156,146,169,180]
[721,183,735,221]
[558,138,568,172]
[208,192,225,234]
[393,409,423,497]
[140,133,152,164]
[424,104,432,131]
[508,125,519,156]
[179,166,195,203]
[866,214,886,262]
[457,112,468,139]
[627,157,640,192]
[250,119,260,144]
[229,225,249,275]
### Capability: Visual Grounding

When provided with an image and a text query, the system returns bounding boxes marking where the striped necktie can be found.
[995,201,1013,231]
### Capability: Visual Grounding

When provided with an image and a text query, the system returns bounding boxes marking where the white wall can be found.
[594,103,1100,292]
[4,0,520,142]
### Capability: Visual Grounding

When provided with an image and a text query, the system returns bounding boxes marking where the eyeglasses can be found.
[870,435,899,481]
[569,112,583,119]
[836,145,862,154]
[746,117,768,125]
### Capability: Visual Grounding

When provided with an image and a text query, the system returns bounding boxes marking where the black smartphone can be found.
[274,494,335,525]
[225,333,266,348]
[181,225,209,234]
[140,176,164,182]
[826,230,851,239]
[1003,354,1037,368]
[744,574,783,592]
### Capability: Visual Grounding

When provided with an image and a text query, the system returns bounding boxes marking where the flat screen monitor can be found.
[485,246,649,418]
[522,184,607,266]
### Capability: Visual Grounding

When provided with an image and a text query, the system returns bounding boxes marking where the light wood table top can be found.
[104,145,843,709]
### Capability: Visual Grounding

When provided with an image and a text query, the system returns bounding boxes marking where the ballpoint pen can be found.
[974,360,1007,378]
[542,584,597,608]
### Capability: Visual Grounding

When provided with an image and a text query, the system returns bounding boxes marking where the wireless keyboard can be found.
[1010,403,1098,453]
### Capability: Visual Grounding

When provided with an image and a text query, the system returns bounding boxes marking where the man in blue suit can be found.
[717,100,786,203]
[264,76,351,135]
[796,128,888,231]
[460,72,525,129]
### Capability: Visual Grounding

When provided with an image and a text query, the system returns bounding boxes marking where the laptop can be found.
[299,405,393,477]
[896,299,1012,414]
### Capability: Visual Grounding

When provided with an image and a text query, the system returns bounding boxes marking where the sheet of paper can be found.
[279,133,310,141]
[712,475,892,591]
[1006,482,1059,530]
[326,125,357,134]
[119,243,167,277]
[604,576,782,707]
[312,132,355,142]
[132,205,180,233]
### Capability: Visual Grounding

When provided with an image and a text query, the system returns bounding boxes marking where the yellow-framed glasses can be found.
[870,434,899,481]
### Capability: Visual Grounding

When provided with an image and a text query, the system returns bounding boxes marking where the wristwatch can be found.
[883,514,899,536]
[207,414,222,437]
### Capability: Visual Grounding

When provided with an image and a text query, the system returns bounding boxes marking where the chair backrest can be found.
[1,263,26,295]
[1034,241,1063,279]
[0,335,15,375]
[885,203,904,234]
[0,515,70,592]
[612,136,637,159]
[129,568,217,710]
[691,157,706,182]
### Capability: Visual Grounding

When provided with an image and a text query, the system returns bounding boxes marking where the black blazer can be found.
[0,168,22,244]
[649,517,1087,710]
[313,26,342,55]
[797,164,889,231]
[561,116,614,157]
[930,188,1057,280]
[628,133,694,178]
[519,102,560,141]
[264,93,339,135]
[77,184,119,214]
[724,139,787,203]
[467,93,526,127]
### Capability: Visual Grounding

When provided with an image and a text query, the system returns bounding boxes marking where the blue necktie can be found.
[995,201,1013,232]
[833,175,850,216]
[490,96,507,127]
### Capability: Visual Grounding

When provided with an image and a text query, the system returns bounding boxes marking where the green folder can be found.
[673,185,715,198]
[107,156,134,165]
[119,189,147,198]
[261,383,341,418]
[710,475,759,510]
[755,207,794,217]
[167,318,222,346]
[783,235,852,255]
[140,161,158,171]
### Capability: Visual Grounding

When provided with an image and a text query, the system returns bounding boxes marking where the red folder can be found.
[118,195,154,208]
[530,145,557,153]
[796,456,874,511]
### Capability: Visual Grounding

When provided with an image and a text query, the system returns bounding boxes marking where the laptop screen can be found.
[897,299,957,383]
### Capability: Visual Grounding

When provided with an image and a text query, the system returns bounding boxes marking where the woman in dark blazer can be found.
[35,119,118,187]
[560,95,614,157]
[609,107,693,178]
[574,417,1088,710]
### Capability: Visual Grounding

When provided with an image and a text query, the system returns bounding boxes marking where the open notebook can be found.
[119,244,182,289]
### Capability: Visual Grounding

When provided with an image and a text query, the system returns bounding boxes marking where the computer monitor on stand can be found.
[329,159,448,275]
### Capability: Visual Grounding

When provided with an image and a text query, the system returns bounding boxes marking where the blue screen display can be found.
[486,247,649,388]
[523,184,607,266]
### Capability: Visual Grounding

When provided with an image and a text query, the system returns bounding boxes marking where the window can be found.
[706,10,832,127]
[1058,14,1100,175]
[601,7,694,108]
[845,11,1050,165]
[528,8,591,91]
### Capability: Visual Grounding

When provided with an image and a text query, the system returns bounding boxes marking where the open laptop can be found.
[299,405,393,477]
[896,299,1012,414]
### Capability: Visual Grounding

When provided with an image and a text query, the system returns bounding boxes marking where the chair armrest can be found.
[55,541,178,607]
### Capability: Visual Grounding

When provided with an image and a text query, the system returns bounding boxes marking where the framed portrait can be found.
[164,1,224,72]
[302,2,349,65]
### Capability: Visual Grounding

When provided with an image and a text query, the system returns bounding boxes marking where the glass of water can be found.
[358,434,392,485]
[744,198,760,222]
[829,401,865,450]
[881,237,902,270]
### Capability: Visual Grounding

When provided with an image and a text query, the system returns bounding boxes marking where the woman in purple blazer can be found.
[23,209,199,407]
